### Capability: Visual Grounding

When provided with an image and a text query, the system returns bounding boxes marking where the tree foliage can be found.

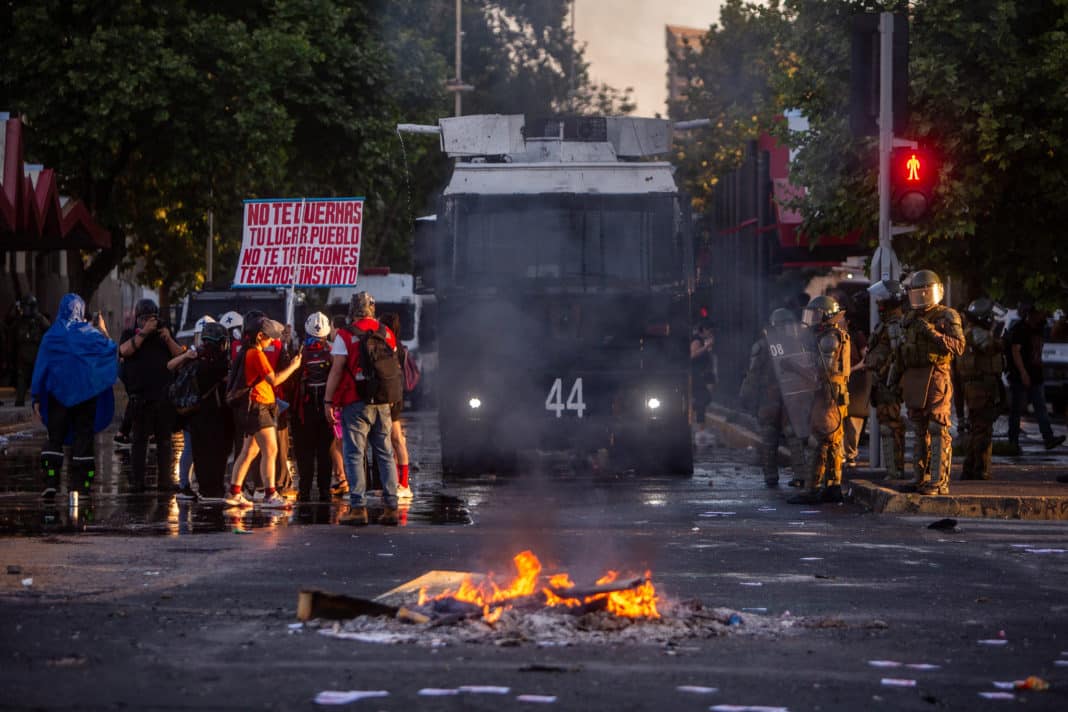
[672,0,1068,307]
[0,0,628,306]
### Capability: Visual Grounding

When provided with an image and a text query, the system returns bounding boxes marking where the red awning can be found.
[0,115,110,251]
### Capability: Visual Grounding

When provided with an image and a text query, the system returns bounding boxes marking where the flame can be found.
[426,550,659,620]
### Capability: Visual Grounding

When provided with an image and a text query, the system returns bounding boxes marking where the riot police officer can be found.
[789,296,850,505]
[740,308,808,488]
[864,280,907,478]
[958,298,1004,480]
[11,296,50,407]
[893,270,965,495]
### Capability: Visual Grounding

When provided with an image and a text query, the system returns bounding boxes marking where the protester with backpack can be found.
[224,316,302,509]
[381,312,414,501]
[167,321,231,499]
[173,315,215,500]
[293,312,336,502]
[324,292,403,526]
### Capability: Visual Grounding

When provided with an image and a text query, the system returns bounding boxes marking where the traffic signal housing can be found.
[891,147,937,223]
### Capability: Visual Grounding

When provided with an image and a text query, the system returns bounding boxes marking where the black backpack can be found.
[168,360,202,415]
[355,324,403,405]
[225,346,254,409]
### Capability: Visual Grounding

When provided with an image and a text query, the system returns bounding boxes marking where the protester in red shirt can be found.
[324,292,402,526]
[225,316,301,509]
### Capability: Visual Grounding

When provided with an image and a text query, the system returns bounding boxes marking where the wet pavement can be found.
[2,409,1068,710]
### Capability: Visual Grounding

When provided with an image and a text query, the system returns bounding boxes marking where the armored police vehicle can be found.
[407,115,694,476]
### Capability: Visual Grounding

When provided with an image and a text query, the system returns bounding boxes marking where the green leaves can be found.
[670,0,1068,305]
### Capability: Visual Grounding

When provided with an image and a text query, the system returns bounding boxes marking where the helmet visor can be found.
[908,283,943,309]
[802,308,821,327]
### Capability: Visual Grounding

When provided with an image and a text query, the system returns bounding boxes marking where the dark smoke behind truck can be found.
[412,115,694,476]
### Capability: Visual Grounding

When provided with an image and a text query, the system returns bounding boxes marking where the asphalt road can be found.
[2,411,1068,711]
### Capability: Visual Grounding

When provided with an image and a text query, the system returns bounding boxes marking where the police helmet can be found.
[305,311,331,339]
[194,314,216,334]
[199,321,228,346]
[21,295,38,313]
[964,297,995,327]
[802,296,841,327]
[769,308,798,327]
[907,270,944,310]
[867,279,906,311]
[349,291,375,319]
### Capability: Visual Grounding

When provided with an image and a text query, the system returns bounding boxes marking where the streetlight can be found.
[446,0,474,116]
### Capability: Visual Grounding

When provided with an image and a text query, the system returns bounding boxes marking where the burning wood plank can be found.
[548,575,646,600]
[296,589,430,624]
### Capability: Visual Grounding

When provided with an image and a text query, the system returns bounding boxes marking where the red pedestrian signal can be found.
[891,147,937,222]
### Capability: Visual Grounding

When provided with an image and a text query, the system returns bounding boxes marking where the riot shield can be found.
[765,322,820,439]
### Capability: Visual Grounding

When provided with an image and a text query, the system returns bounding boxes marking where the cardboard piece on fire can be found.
[374,570,485,607]
[766,321,819,440]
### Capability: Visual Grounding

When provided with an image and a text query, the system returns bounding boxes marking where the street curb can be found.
[0,418,37,436]
[850,479,1068,520]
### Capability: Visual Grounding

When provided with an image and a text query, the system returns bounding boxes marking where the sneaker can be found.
[378,507,400,526]
[331,482,350,498]
[176,486,198,501]
[113,433,131,449]
[918,482,949,496]
[41,487,57,501]
[224,491,254,508]
[397,485,414,500]
[340,507,369,526]
[261,493,292,509]
[1044,435,1066,450]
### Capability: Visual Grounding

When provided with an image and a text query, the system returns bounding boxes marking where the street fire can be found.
[417,550,660,620]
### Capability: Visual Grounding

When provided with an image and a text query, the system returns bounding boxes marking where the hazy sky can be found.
[574,1,724,118]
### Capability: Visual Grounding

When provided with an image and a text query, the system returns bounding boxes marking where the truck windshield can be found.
[448,194,681,288]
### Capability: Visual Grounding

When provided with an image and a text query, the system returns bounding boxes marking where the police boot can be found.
[71,456,96,495]
[919,426,951,496]
[880,427,900,479]
[41,451,63,500]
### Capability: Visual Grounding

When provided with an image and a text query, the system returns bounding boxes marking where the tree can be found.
[668,0,786,213]
[776,0,1068,306]
[1,0,630,307]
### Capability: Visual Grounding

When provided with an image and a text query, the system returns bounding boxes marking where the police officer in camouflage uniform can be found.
[958,298,1004,480]
[893,270,965,495]
[11,296,51,407]
[864,280,907,478]
[740,308,808,488]
[788,296,850,505]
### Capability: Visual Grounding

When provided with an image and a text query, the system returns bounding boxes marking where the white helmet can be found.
[194,314,216,334]
[219,311,243,339]
[305,311,331,339]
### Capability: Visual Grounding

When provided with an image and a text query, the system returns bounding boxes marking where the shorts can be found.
[244,402,278,436]
[390,400,403,421]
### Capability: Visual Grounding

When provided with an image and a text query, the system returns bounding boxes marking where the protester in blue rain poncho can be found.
[31,293,117,499]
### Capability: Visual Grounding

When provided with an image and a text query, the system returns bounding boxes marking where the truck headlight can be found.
[646,397,661,410]
[468,397,482,410]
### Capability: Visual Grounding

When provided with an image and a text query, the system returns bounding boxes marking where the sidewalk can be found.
[0,387,38,435]
[703,402,1068,520]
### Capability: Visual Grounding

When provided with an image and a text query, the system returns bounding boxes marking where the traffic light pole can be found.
[868,11,896,469]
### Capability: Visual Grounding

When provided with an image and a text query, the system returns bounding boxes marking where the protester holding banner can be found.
[224,316,302,510]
